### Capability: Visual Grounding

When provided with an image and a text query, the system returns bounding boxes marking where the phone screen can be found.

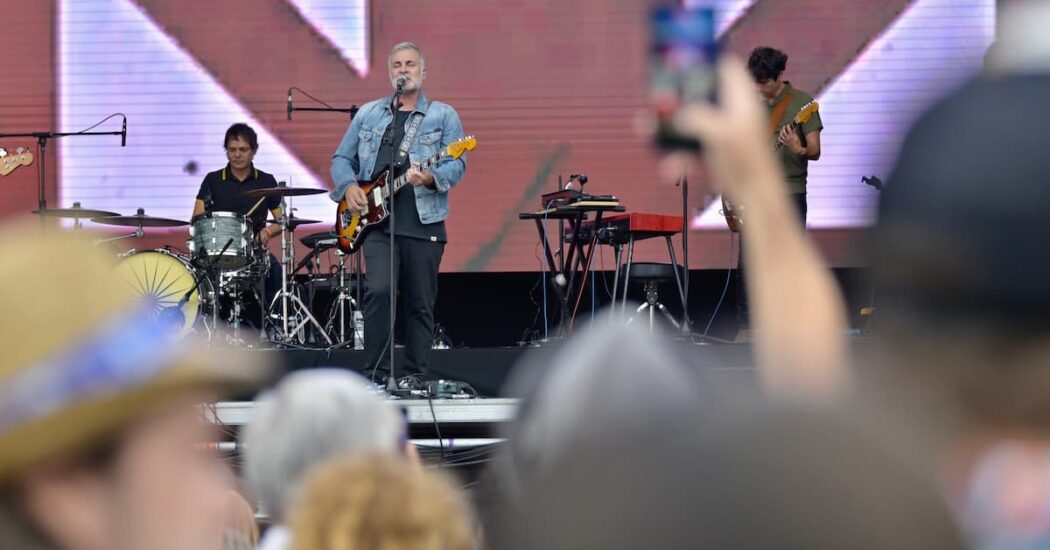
[650,6,717,151]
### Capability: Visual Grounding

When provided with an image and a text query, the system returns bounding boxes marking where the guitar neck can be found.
[773,121,802,152]
[388,152,443,194]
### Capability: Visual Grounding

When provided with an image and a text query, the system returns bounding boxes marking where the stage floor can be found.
[256,342,759,398]
[207,398,519,441]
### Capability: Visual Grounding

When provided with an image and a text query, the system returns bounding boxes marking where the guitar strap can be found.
[768,89,797,136]
[394,112,426,168]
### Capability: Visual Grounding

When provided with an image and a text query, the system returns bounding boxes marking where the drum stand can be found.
[326,250,364,348]
[268,205,333,347]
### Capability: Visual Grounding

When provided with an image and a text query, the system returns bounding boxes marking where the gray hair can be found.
[240,370,404,521]
[389,41,425,71]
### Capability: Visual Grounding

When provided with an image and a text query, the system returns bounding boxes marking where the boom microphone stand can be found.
[0,114,127,217]
[287,88,358,120]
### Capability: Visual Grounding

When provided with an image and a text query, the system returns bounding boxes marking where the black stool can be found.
[618,262,685,331]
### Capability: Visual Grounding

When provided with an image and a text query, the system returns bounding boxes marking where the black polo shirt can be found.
[196,164,280,233]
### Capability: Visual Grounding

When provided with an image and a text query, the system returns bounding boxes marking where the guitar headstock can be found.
[794,101,820,125]
[0,146,34,176]
[445,135,477,160]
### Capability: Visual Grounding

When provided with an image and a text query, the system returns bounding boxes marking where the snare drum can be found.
[188,211,254,270]
[116,249,213,339]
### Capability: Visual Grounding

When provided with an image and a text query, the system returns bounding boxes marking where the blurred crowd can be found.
[3,3,1050,549]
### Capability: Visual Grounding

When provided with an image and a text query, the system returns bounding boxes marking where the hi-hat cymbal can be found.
[243,187,327,198]
[268,215,322,230]
[92,209,189,228]
[33,205,120,219]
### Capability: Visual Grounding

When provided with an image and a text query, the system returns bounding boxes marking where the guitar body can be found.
[335,172,390,253]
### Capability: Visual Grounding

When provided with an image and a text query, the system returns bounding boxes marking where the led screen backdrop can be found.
[0,0,993,271]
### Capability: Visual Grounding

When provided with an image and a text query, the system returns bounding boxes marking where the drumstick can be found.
[244,196,267,218]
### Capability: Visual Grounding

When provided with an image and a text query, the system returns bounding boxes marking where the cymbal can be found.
[92,212,189,228]
[268,215,322,230]
[243,187,327,198]
[33,205,120,219]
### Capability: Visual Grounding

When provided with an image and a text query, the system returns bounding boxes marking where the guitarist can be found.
[330,42,467,384]
[736,47,823,340]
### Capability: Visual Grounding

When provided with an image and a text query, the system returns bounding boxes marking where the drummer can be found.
[192,123,283,303]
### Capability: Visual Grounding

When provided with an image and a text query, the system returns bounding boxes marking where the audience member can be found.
[290,455,474,550]
[241,369,408,550]
[488,313,963,549]
[0,221,272,550]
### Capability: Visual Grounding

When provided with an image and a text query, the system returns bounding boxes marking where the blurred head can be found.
[240,370,405,522]
[748,46,788,101]
[223,123,257,172]
[0,221,269,550]
[290,455,474,550]
[492,314,711,503]
[389,42,426,93]
[496,403,965,550]
[483,312,746,548]
[874,75,1050,435]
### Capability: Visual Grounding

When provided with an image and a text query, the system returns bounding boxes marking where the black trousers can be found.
[362,230,444,379]
[736,193,808,329]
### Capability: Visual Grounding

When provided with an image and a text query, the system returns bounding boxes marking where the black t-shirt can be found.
[372,110,447,242]
[196,165,280,233]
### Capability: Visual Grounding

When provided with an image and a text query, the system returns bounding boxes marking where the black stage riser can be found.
[294,268,873,350]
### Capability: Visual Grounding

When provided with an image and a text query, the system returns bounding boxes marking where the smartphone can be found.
[650,6,717,151]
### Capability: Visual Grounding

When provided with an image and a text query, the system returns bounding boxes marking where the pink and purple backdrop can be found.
[0,0,993,271]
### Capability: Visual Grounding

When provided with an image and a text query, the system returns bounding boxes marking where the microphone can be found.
[121,116,127,147]
[563,173,588,190]
[396,76,407,91]
[287,88,293,121]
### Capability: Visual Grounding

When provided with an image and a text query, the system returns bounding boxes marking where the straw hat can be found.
[0,220,273,483]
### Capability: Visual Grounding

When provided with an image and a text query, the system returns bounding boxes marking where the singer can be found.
[330,42,467,385]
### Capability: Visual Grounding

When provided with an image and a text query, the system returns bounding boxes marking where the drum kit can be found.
[36,188,364,349]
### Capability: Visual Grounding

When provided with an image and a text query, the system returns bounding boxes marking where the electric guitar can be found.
[335,135,477,253]
[722,101,820,232]
[0,147,34,176]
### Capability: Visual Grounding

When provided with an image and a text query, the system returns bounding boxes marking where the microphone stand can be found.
[386,82,405,394]
[679,171,692,335]
[287,87,358,120]
[0,120,126,218]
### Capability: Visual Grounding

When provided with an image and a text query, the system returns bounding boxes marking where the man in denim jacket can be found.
[330,42,466,384]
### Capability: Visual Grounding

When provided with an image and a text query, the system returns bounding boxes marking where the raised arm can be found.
[676,58,848,400]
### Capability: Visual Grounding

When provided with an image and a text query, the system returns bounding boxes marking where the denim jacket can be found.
[329,92,466,224]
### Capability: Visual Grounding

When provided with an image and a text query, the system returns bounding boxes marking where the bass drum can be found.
[116,249,213,339]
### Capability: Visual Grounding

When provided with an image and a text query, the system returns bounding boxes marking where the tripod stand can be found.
[325,249,364,349]
[267,195,333,347]
[627,280,681,332]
